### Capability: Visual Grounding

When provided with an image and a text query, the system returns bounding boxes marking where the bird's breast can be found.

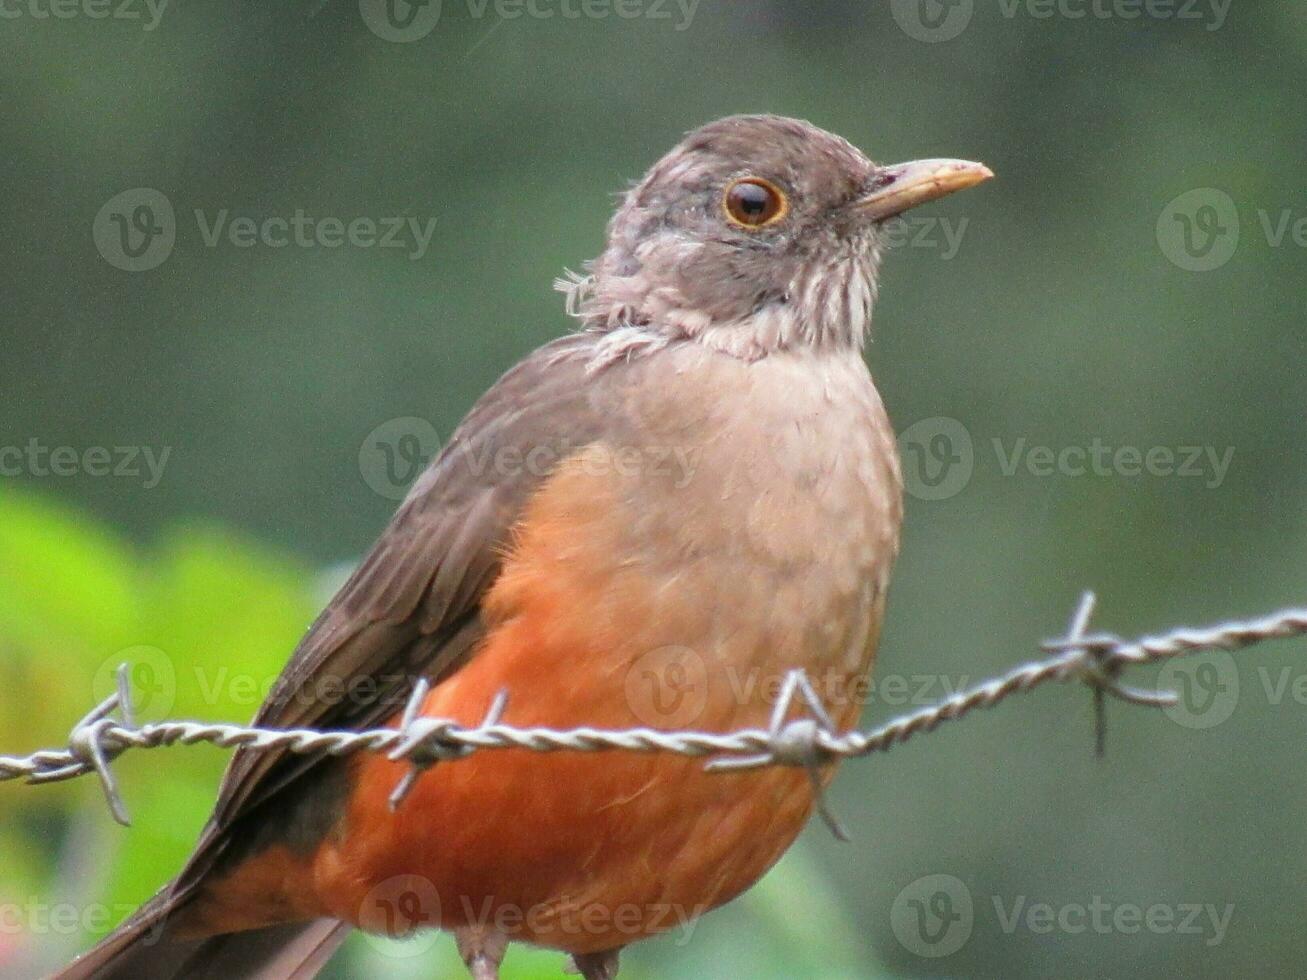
[312,344,905,952]
[603,343,904,688]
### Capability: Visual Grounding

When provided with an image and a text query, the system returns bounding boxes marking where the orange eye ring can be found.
[723,177,788,229]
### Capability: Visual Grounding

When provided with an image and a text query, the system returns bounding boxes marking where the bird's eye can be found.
[723,177,787,229]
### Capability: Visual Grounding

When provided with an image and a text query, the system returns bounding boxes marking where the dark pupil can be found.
[733,183,772,219]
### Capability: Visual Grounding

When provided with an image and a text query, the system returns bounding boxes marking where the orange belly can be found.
[188,443,885,951]
[312,628,819,953]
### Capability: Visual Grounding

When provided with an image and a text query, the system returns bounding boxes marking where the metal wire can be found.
[4,591,1307,832]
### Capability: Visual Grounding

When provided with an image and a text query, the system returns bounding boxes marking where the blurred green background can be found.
[3,2,1306,977]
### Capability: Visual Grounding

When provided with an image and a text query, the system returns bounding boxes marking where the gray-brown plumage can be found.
[58,114,990,980]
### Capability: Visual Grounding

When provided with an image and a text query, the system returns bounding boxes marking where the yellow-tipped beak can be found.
[855,158,994,221]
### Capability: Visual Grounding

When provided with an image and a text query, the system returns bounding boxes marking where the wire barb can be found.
[27,665,136,825]
[1046,591,1176,757]
[387,685,509,811]
[5,595,1307,829]
[706,670,851,841]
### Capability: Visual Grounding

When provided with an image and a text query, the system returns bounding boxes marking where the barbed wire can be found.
[4,591,1307,837]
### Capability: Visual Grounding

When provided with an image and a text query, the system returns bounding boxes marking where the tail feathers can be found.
[54,888,351,980]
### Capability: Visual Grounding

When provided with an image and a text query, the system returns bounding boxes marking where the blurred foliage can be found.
[0,491,316,973]
[2,1,1307,977]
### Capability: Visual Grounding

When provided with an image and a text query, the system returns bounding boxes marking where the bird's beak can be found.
[854,158,994,222]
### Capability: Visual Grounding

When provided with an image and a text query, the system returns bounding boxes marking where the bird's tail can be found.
[53,885,350,980]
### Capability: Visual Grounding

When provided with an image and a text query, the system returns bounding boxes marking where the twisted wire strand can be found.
[4,592,1307,828]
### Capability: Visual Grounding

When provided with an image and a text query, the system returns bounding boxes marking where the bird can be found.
[58,114,991,980]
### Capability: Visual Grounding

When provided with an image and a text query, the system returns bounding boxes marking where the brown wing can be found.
[179,331,622,885]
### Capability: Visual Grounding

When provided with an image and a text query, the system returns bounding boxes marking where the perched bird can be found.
[59,114,991,979]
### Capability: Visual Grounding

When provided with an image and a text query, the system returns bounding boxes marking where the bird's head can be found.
[563,114,992,360]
